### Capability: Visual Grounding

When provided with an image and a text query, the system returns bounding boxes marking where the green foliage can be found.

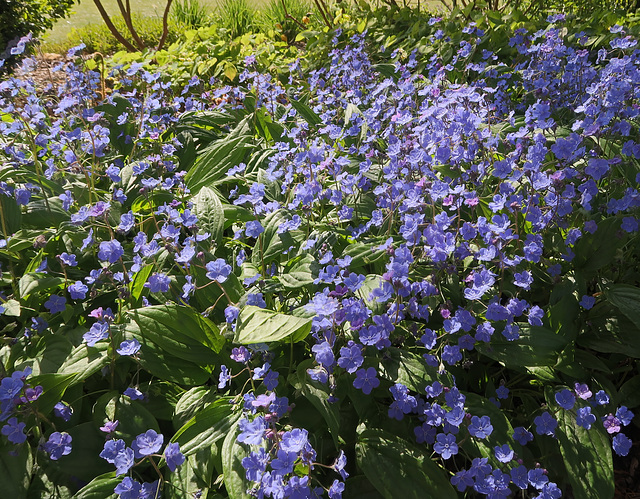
[216,0,257,38]
[0,0,75,63]
[171,0,211,29]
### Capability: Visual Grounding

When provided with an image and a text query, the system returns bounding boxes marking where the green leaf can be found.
[58,343,109,383]
[93,392,160,441]
[165,454,210,499]
[129,265,154,303]
[129,304,225,366]
[604,284,640,330]
[461,393,519,466]
[572,217,623,272]
[173,386,219,428]
[72,473,118,499]
[18,273,65,298]
[0,439,32,499]
[30,373,77,414]
[289,95,322,126]
[50,423,113,482]
[185,134,253,194]
[191,186,225,246]
[221,422,253,499]
[127,324,212,385]
[555,408,614,499]
[294,359,340,447]
[476,324,569,368]
[356,428,457,499]
[378,348,447,393]
[0,194,22,235]
[618,375,640,408]
[172,397,239,456]
[234,305,312,344]
[251,210,297,267]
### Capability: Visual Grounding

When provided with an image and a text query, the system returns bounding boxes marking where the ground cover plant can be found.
[0,8,639,498]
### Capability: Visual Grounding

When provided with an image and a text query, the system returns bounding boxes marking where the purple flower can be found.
[114,477,141,499]
[602,414,621,434]
[59,252,77,266]
[68,281,88,300]
[132,429,164,458]
[513,426,534,445]
[1,417,26,444]
[534,412,557,436]
[612,433,632,456]
[280,428,308,453]
[218,365,231,389]
[245,220,265,238]
[144,273,171,293]
[574,382,592,400]
[100,420,119,433]
[124,387,145,400]
[44,432,72,460]
[555,389,575,410]
[164,442,186,471]
[116,339,141,356]
[353,367,380,395]
[579,295,595,310]
[494,444,514,463]
[98,239,124,264]
[433,433,458,460]
[576,407,596,429]
[271,449,297,476]
[237,417,267,446]
[53,402,73,422]
[44,295,66,314]
[205,258,232,282]
[468,415,493,439]
[312,341,335,367]
[83,321,109,346]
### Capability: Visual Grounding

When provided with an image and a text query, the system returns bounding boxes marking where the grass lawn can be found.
[44,0,220,44]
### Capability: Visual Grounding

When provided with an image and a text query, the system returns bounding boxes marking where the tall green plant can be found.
[217,0,257,38]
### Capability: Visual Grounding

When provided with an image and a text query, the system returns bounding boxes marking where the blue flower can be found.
[237,417,267,446]
[116,339,141,356]
[612,433,632,456]
[533,411,557,436]
[98,240,124,264]
[280,428,308,453]
[468,415,493,439]
[132,430,164,458]
[114,477,141,499]
[114,447,135,476]
[144,273,171,293]
[44,295,66,314]
[164,442,186,472]
[205,258,232,282]
[68,281,88,300]
[53,402,73,422]
[494,444,514,463]
[83,321,109,347]
[245,220,265,238]
[433,433,458,460]
[58,252,77,266]
[44,432,72,460]
[353,367,380,395]
[124,387,145,401]
[555,389,575,410]
[100,439,126,463]
[576,407,596,429]
[1,417,26,444]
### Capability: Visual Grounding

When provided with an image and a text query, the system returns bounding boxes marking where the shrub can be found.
[0,0,75,68]
[171,0,211,29]
[216,0,257,38]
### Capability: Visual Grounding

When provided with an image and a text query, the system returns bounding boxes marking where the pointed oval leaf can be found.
[234,305,311,344]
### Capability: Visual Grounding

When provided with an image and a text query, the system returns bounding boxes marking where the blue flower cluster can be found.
[0,14,639,497]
